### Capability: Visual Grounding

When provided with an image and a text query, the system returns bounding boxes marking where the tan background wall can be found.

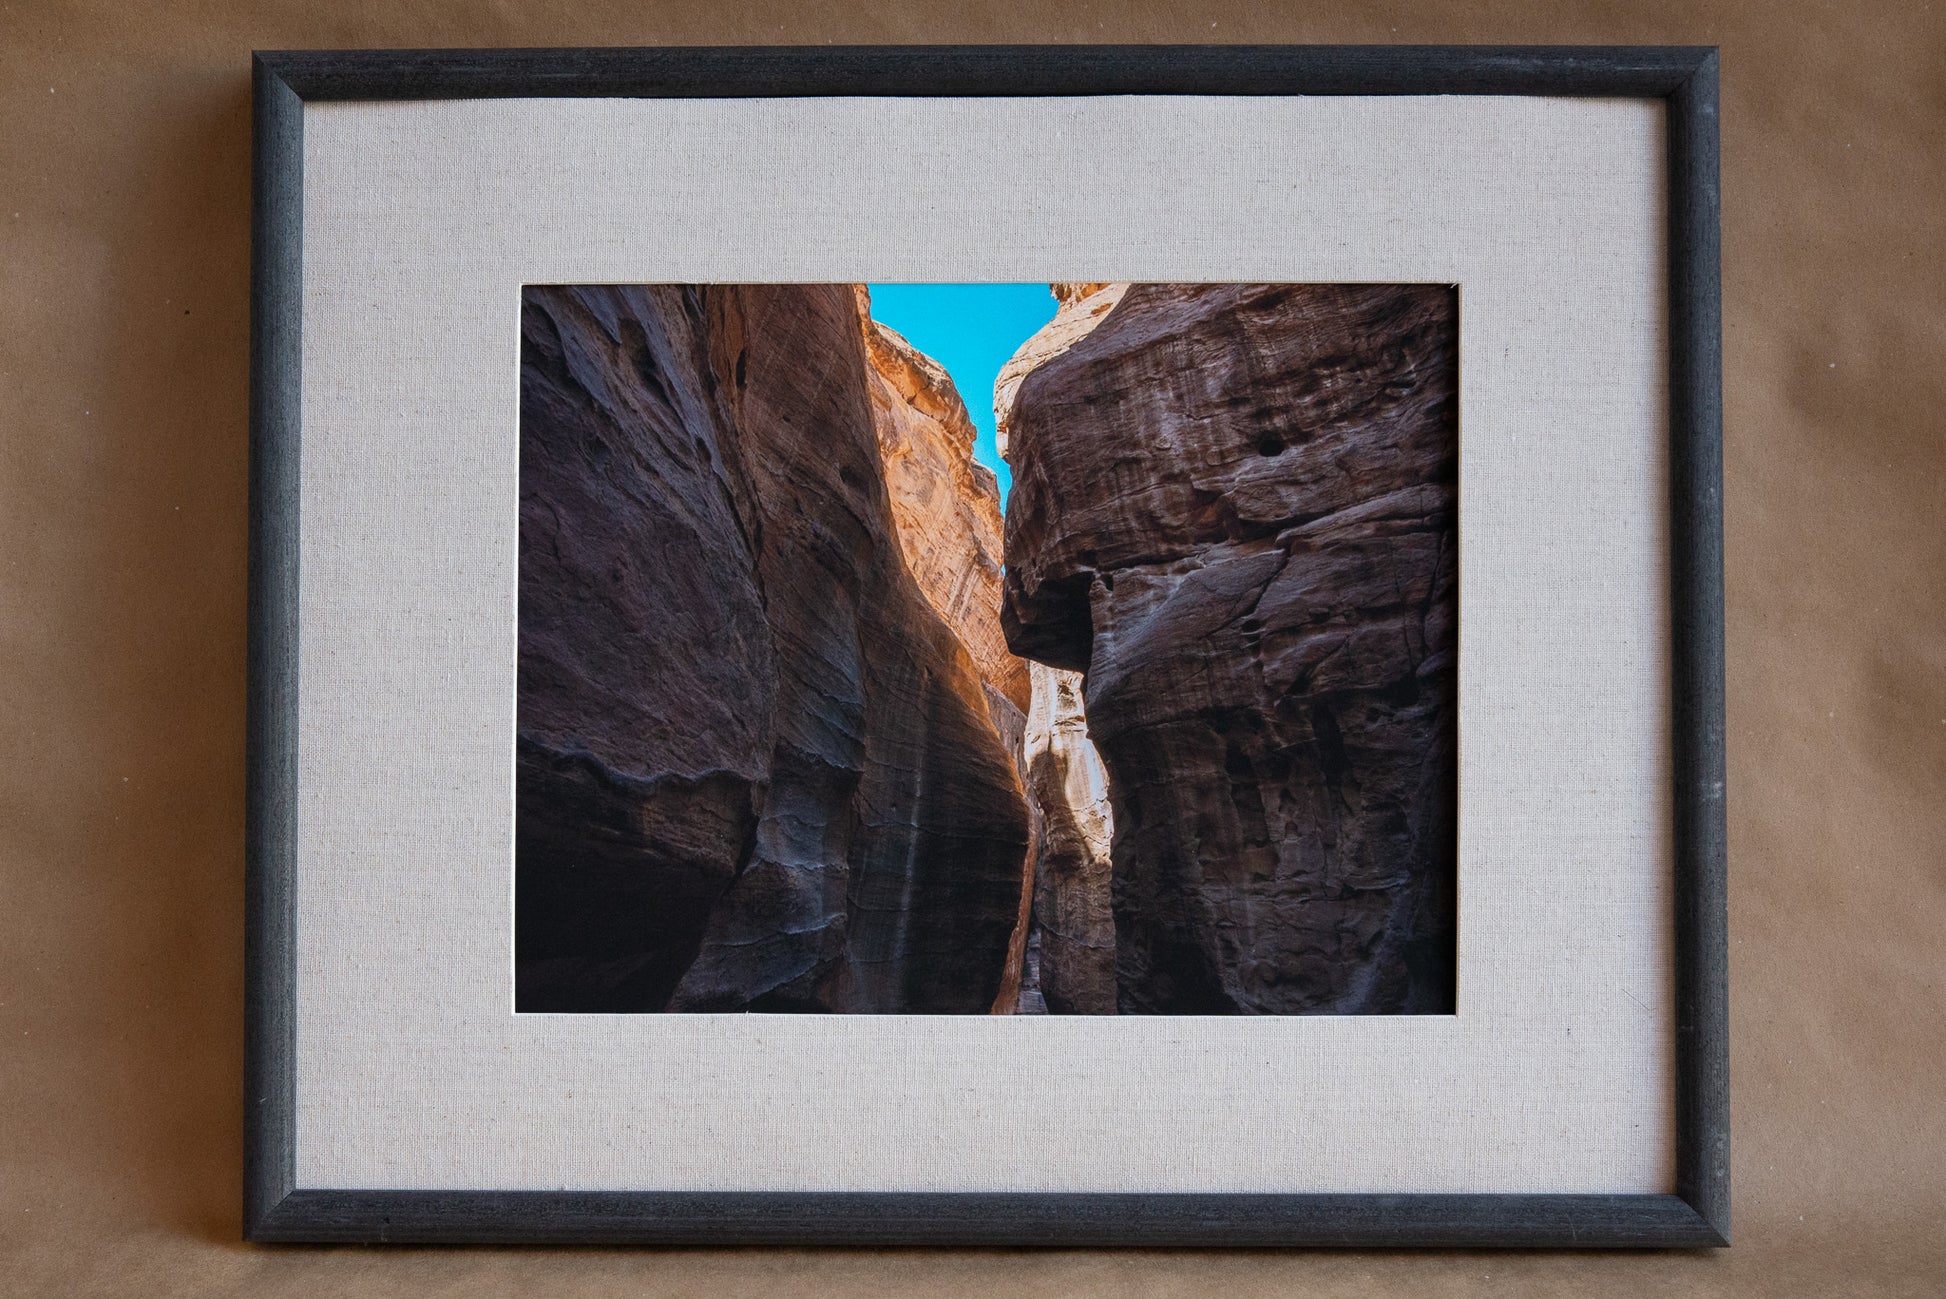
[1,2,1940,1294]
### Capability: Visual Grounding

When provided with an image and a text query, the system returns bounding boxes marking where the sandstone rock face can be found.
[517,283,1030,1013]
[859,295,1031,716]
[1022,662,1117,1014]
[994,283,1129,463]
[1050,282,1115,306]
[1001,282,1459,1015]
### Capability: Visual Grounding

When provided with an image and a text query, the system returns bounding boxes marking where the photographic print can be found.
[515,281,1458,1016]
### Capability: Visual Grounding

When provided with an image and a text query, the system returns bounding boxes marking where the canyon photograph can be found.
[514,280,1458,1017]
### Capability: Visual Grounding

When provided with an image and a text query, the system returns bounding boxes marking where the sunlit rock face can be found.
[859,290,1031,714]
[994,283,1130,464]
[1001,282,1460,1015]
[1022,662,1117,1014]
[516,283,1031,1013]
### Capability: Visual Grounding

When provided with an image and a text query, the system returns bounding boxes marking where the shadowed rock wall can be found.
[1001,282,1459,1015]
[516,283,1031,1013]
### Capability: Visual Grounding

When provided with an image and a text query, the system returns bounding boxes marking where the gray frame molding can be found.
[246,44,1726,1248]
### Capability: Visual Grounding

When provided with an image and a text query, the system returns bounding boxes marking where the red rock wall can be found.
[860,292,1031,713]
[1002,283,1460,1015]
[516,284,1031,1013]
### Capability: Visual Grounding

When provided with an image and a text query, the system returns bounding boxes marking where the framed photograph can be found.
[247,45,1726,1246]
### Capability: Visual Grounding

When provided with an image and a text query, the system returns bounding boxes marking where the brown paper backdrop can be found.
[2,1,1941,1294]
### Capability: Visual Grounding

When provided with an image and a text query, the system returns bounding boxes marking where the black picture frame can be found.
[247,44,1725,1248]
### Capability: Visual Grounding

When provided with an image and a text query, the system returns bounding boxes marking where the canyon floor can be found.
[514,281,1457,1015]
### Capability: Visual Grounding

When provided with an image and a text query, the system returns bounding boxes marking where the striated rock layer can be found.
[516,283,1030,1013]
[1001,282,1459,1015]
[994,283,1129,464]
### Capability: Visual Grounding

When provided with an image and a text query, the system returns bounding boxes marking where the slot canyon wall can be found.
[1000,282,1460,1015]
[515,283,1032,1013]
[854,292,1039,1011]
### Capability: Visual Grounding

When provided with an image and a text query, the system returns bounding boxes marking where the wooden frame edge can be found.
[248,1190,1724,1248]
[244,44,1727,1248]
[251,43,1717,99]
[1665,47,1730,1246]
[244,52,304,1239]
